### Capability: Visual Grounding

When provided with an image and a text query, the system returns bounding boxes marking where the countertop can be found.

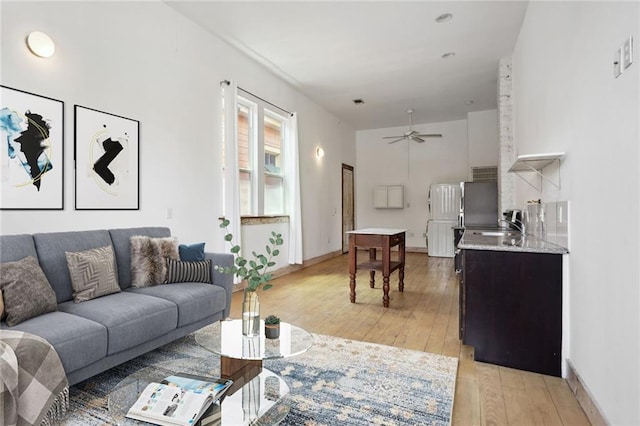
[346,228,407,235]
[458,228,569,254]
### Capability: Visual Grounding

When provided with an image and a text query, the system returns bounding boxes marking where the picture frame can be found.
[74,105,139,210]
[0,85,65,210]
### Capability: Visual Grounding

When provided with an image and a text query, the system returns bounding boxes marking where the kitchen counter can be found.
[458,228,568,254]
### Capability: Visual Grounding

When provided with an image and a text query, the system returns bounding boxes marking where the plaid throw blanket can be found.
[0,330,69,426]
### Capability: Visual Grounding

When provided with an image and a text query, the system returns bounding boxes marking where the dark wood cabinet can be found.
[462,249,562,377]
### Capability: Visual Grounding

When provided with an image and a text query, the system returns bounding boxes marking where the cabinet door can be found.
[374,186,388,208]
[463,250,562,376]
[387,185,404,208]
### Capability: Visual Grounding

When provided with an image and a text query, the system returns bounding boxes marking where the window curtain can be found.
[285,113,303,264]
[221,80,242,283]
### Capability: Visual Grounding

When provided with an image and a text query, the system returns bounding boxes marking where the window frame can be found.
[237,93,288,217]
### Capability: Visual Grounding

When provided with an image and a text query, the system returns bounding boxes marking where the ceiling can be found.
[167,1,529,130]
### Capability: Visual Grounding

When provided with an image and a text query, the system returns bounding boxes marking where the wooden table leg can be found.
[382,275,390,307]
[399,237,405,292]
[349,234,357,303]
[368,248,376,288]
[382,235,391,308]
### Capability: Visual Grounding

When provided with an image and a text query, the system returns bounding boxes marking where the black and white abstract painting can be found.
[0,86,64,210]
[74,105,139,210]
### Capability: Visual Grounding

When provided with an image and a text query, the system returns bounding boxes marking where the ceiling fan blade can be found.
[387,137,407,144]
[415,134,443,138]
[382,135,405,139]
[412,137,426,143]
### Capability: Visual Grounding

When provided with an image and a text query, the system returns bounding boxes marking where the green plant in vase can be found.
[215,218,283,336]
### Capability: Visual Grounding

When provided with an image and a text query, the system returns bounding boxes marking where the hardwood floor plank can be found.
[226,252,590,426]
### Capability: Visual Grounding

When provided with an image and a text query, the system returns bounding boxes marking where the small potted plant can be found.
[264,315,281,339]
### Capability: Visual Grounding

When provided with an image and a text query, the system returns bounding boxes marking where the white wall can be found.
[355,119,468,248]
[468,109,498,171]
[0,1,355,264]
[512,2,639,424]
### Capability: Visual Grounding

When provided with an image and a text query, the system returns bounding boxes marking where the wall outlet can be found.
[614,47,623,78]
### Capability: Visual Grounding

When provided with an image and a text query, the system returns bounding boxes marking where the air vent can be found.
[471,166,498,182]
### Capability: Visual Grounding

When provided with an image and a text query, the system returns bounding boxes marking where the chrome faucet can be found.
[498,218,526,235]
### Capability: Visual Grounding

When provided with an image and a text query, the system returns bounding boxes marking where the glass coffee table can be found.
[194,319,314,382]
[108,357,289,425]
[108,320,312,425]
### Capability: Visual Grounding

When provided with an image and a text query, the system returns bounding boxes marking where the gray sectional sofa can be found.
[0,227,233,385]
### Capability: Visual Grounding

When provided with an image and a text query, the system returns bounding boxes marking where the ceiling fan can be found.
[383,109,442,144]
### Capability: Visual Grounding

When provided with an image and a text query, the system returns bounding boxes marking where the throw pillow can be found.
[0,256,57,326]
[166,258,212,284]
[65,245,121,303]
[130,236,179,287]
[178,242,206,262]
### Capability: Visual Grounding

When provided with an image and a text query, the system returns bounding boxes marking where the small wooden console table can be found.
[347,228,406,307]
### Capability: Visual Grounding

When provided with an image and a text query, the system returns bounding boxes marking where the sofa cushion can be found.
[0,256,58,326]
[109,227,171,289]
[33,230,113,303]
[66,245,121,303]
[0,311,107,374]
[126,283,226,328]
[179,242,206,261]
[0,234,37,262]
[57,292,177,355]
[166,259,211,284]
[130,236,179,287]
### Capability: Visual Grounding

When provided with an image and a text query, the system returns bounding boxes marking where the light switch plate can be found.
[623,37,634,70]
[614,47,623,78]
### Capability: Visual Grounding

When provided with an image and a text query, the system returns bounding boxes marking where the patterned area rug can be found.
[62,327,458,425]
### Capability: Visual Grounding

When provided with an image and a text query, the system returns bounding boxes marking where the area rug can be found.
[61,328,458,425]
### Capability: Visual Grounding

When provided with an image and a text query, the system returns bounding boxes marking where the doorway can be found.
[342,164,354,254]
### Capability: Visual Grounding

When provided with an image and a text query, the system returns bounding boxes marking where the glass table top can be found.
[194,319,314,361]
[107,358,290,426]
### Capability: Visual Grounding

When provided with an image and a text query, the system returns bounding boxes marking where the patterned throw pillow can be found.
[65,245,121,303]
[165,258,212,284]
[130,236,179,287]
[0,256,57,326]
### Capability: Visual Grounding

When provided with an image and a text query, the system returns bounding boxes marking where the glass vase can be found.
[242,290,260,337]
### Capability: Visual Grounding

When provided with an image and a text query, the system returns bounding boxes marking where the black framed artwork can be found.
[0,85,64,210]
[74,105,139,210]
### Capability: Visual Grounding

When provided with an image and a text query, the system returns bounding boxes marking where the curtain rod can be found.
[221,80,293,117]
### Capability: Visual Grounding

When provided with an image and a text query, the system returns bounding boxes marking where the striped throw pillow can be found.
[165,258,211,284]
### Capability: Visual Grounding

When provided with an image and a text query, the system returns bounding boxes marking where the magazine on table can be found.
[125,373,232,426]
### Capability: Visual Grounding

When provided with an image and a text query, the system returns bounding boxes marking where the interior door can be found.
[342,164,355,254]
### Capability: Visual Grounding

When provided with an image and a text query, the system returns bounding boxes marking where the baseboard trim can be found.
[232,249,343,292]
[565,359,609,426]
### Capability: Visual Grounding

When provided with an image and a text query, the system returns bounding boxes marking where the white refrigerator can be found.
[427,183,461,257]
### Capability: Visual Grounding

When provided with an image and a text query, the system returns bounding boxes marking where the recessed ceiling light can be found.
[441,52,456,59]
[352,98,365,105]
[435,13,453,23]
[465,100,475,105]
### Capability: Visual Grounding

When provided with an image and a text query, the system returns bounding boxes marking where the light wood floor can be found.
[228,252,591,426]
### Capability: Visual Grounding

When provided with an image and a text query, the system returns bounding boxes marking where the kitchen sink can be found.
[471,230,522,237]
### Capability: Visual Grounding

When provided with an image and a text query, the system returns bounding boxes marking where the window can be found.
[237,94,287,216]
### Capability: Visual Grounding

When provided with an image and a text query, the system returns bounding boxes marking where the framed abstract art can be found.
[74,105,139,210]
[0,85,64,210]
